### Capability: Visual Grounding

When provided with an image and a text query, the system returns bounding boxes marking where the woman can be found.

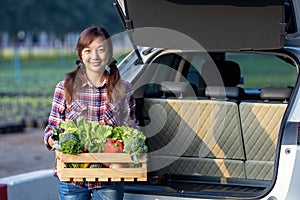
[44,26,138,200]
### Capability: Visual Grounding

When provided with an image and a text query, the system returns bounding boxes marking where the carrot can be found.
[82,163,90,168]
[81,147,90,168]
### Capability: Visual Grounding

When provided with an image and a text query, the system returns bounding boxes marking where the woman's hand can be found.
[55,150,62,160]
[48,136,57,149]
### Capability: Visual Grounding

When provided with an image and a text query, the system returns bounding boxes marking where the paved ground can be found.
[0,128,55,178]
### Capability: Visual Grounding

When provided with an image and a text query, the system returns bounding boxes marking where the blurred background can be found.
[0,0,132,132]
[0,0,132,177]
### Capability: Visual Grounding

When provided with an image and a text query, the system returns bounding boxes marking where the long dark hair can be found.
[64,26,124,104]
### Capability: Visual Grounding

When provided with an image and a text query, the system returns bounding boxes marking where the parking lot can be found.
[0,128,55,178]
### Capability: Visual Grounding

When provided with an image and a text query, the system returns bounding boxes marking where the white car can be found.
[113,0,300,199]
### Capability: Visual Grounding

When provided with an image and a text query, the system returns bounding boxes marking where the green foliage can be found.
[124,136,148,165]
[55,117,148,166]
[53,127,85,167]
[226,53,298,88]
[59,133,84,155]
[56,117,113,153]
[59,120,77,133]
[89,163,102,168]
[0,96,52,124]
[111,126,146,141]
[54,123,85,167]
[0,55,75,124]
[75,116,112,153]
[0,55,75,95]
[0,52,129,125]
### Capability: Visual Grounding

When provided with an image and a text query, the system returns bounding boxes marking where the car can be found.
[113,0,300,199]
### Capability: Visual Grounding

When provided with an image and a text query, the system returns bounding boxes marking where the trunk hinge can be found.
[125,20,134,30]
[279,22,287,46]
[113,0,144,65]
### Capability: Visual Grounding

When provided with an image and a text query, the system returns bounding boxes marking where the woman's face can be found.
[81,36,110,75]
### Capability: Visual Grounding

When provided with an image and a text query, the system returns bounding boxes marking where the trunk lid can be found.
[114,0,299,51]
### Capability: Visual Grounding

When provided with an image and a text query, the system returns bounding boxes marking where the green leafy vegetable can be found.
[59,133,83,155]
[123,135,148,165]
[54,117,148,168]
[111,126,146,141]
[74,116,112,153]
[59,120,77,132]
[56,132,84,168]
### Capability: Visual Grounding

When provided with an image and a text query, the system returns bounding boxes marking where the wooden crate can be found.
[57,153,147,182]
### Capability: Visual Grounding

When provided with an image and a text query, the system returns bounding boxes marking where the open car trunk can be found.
[114,0,287,51]
[113,0,300,199]
[120,49,298,199]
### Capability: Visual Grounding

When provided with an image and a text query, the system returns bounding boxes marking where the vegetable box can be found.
[57,153,147,182]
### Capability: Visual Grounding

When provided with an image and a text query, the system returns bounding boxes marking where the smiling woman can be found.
[44,26,139,200]
[79,33,111,87]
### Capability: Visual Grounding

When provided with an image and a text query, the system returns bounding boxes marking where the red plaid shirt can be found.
[44,75,138,188]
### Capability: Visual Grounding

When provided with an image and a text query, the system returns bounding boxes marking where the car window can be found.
[185,54,206,88]
[226,52,298,89]
[285,0,297,33]
[144,52,298,98]
[144,53,180,97]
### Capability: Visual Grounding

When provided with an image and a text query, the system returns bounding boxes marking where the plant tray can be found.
[57,153,147,182]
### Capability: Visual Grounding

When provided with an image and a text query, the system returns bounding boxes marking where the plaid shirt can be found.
[44,75,138,188]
